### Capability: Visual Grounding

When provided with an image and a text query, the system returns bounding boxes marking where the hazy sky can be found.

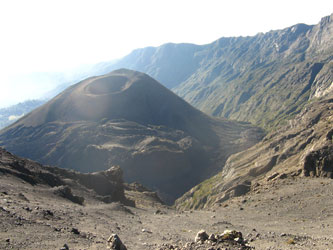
[0,0,333,107]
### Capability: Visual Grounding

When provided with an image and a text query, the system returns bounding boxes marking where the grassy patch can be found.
[179,174,220,210]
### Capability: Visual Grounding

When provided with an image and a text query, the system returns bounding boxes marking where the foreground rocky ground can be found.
[1,171,333,249]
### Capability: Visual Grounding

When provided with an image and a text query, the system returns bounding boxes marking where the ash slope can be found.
[0,69,264,202]
[176,95,333,209]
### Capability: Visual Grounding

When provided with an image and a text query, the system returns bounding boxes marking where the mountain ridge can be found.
[103,13,333,130]
[3,14,332,131]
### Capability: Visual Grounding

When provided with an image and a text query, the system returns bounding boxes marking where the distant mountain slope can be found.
[0,100,46,129]
[100,43,205,89]
[6,14,332,132]
[175,95,333,209]
[106,13,333,130]
[0,69,263,202]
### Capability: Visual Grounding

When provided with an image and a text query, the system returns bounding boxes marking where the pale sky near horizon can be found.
[0,0,333,107]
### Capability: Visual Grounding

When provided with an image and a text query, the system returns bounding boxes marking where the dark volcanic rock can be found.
[303,146,333,177]
[107,234,127,250]
[52,185,84,205]
[77,166,125,198]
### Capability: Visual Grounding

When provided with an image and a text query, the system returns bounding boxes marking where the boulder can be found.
[53,185,84,205]
[220,229,243,241]
[194,230,209,243]
[303,146,333,178]
[107,234,127,250]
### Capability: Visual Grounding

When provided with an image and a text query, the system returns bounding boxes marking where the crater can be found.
[87,75,129,95]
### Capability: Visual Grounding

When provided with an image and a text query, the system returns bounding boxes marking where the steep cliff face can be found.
[106,14,333,130]
[175,95,333,209]
[174,14,333,130]
[0,69,263,202]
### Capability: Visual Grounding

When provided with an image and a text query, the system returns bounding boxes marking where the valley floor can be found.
[1,174,333,250]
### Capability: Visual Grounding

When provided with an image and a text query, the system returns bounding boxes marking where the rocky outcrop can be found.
[107,234,127,250]
[0,147,133,206]
[124,182,164,207]
[52,185,84,205]
[194,230,209,243]
[75,166,126,201]
[158,229,251,250]
[303,145,333,177]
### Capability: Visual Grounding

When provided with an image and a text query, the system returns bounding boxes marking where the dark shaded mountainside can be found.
[0,69,263,202]
[105,13,333,130]
[176,95,333,209]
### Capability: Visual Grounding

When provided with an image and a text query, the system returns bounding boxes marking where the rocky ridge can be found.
[0,147,137,206]
[106,13,333,130]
